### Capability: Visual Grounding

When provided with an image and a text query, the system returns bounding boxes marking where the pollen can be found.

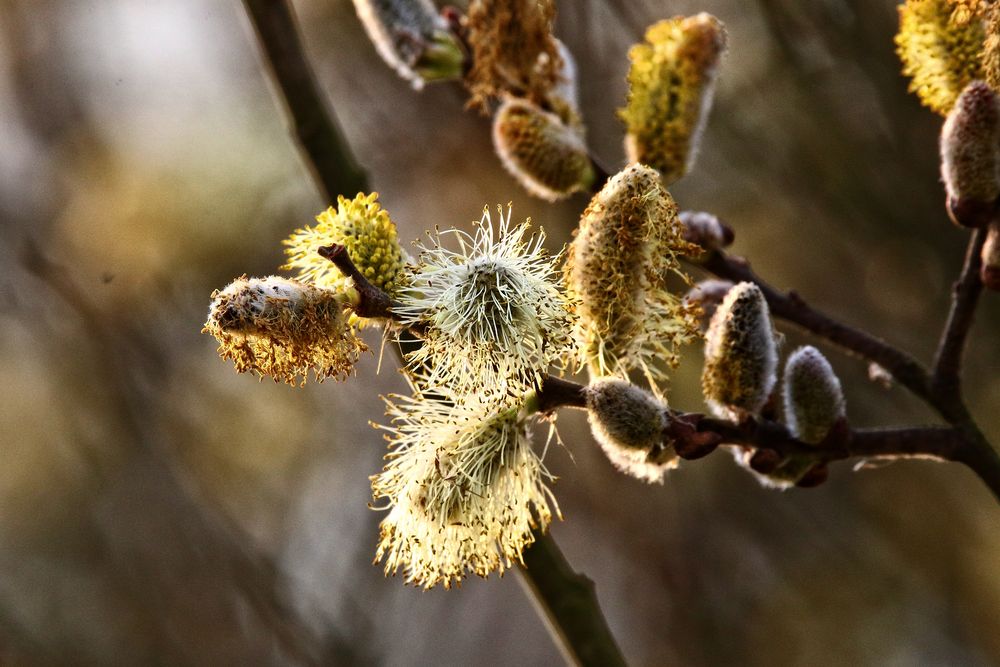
[465,0,562,110]
[896,0,985,116]
[619,13,727,185]
[565,164,700,393]
[371,389,558,589]
[283,193,408,323]
[395,205,575,399]
[203,275,366,385]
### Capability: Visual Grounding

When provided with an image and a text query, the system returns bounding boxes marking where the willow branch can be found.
[699,250,933,402]
[241,4,624,663]
[519,530,627,667]
[242,0,367,201]
[930,227,988,413]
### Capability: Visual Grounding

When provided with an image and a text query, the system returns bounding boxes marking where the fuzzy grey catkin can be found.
[584,379,678,483]
[701,282,777,420]
[941,81,1000,224]
[783,346,846,445]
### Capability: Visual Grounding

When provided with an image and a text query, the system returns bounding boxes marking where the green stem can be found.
[519,530,627,667]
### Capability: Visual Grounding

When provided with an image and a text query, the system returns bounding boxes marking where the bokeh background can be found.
[2,0,999,664]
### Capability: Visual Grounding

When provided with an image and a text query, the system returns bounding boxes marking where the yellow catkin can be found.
[896,0,985,116]
[985,5,1000,90]
[283,193,408,325]
[619,14,727,185]
[492,97,594,201]
[465,0,562,110]
[565,164,700,392]
[203,276,366,385]
[946,0,991,23]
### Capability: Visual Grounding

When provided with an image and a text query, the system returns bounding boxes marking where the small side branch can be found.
[242,0,367,201]
[700,250,933,402]
[931,227,988,413]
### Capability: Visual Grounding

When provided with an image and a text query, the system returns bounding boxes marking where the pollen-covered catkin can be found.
[982,224,1000,290]
[395,205,574,399]
[492,97,594,201]
[283,193,408,308]
[783,346,846,445]
[584,379,677,483]
[940,81,1000,223]
[465,0,562,109]
[371,390,557,589]
[203,276,366,384]
[351,0,463,89]
[620,13,727,185]
[896,0,985,116]
[565,164,700,390]
[701,282,777,420]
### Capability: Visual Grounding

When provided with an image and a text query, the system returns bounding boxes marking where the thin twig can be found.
[535,375,965,465]
[699,249,933,401]
[242,0,367,201]
[931,227,988,414]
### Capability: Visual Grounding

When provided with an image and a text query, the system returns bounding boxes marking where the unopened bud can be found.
[684,279,734,330]
[982,223,1000,289]
[941,81,1000,226]
[585,379,677,483]
[868,362,895,389]
[492,97,595,201]
[783,346,846,445]
[352,0,464,89]
[701,282,777,420]
[679,210,735,256]
[566,164,700,387]
[895,0,985,116]
[620,13,727,185]
[204,276,366,384]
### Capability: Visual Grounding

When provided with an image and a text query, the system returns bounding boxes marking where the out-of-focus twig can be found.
[242,0,368,201]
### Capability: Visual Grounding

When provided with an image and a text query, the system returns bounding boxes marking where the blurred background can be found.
[1,0,999,664]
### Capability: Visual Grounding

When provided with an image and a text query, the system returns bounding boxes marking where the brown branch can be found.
[533,375,1000,500]
[930,227,988,414]
[242,0,367,201]
[700,249,933,402]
